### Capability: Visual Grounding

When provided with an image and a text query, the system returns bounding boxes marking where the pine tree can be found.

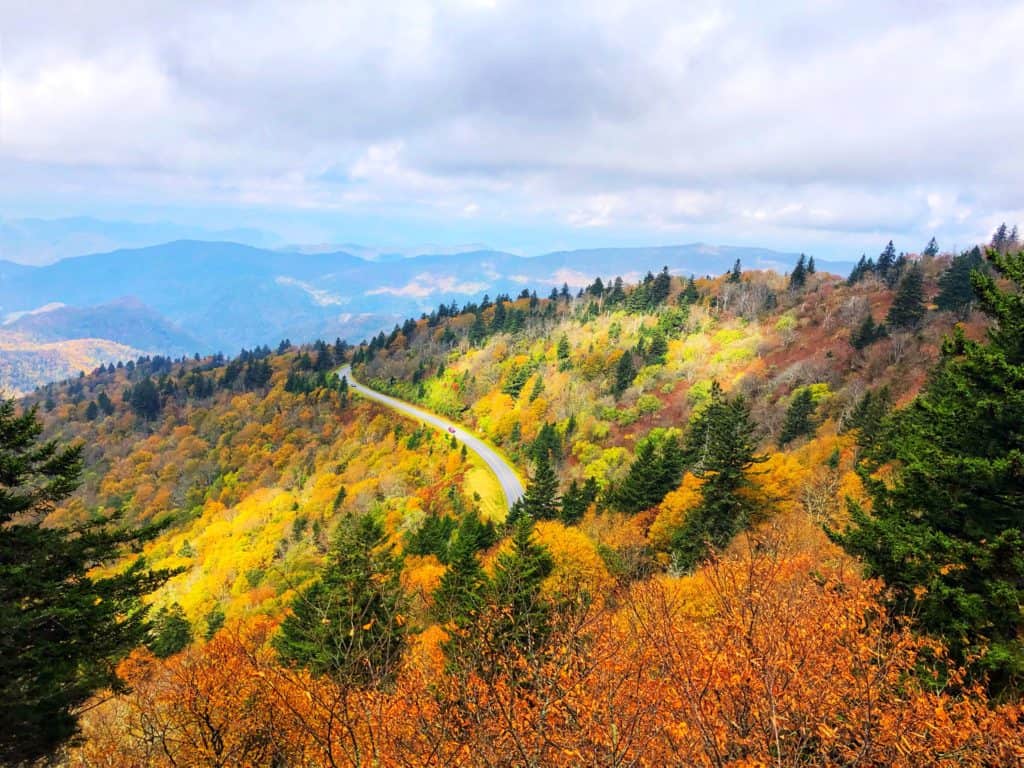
[831,249,1024,694]
[885,262,927,330]
[0,400,172,764]
[514,452,560,521]
[147,603,192,657]
[556,334,571,370]
[936,247,984,318]
[877,240,897,282]
[778,387,817,445]
[613,351,636,396]
[807,255,816,274]
[651,266,672,305]
[672,385,766,569]
[850,313,885,350]
[129,377,161,420]
[681,275,699,304]
[433,514,488,637]
[487,516,554,660]
[923,236,940,258]
[729,259,742,283]
[84,400,98,421]
[275,512,406,686]
[646,329,669,364]
[789,254,808,290]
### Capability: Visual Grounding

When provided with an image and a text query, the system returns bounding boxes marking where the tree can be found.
[512,452,560,522]
[789,254,808,290]
[877,240,897,283]
[778,387,816,445]
[672,385,766,570]
[681,276,699,305]
[612,351,636,397]
[85,400,99,421]
[556,334,571,370]
[728,259,742,283]
[129,377,162,420]
[275,512,405,687]
[487,516,554,660]
[147,603,193,658]
[923,237,940,258]
[611,432,685,513]
[936,246,984,318]
[850,313,886,350]
[885,262,926,329]
[831,249,1024,694]
[807,255,816,274]
[0,400,172,764]
[433,514,489,659]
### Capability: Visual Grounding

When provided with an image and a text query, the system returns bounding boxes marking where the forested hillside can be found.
[9,241,1024,765]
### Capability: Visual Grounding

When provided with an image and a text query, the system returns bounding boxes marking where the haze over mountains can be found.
[0,240,854,384]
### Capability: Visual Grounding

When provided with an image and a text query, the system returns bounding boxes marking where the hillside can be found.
[22,247,1024,765]
[0,240,854,356]
[0,335,144,396]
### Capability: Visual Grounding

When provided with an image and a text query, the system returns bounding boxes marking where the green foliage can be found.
[672,384,766,570]
[129,376,162,420]
[405,513,457,561]
[612,351,636,397]
[610,431,685,513]
[510,452,561,522]
[0,400,172,764]
[850,313,887,350]
[204,604,226,640]
[789,253,808,290]
[560,477,599,524]
[432,513,490,643]
[147,603,193,658]
[275,512,406,687]
[885,262,927,330]
[779,387,817,446]
[832,249,1024,695]
[936,246,984,318]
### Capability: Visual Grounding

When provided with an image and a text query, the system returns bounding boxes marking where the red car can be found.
[448,427,456,434]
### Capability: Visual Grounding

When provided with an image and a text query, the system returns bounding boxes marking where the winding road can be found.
[337,365,525,511]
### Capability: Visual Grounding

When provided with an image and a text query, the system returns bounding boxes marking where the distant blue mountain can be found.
[0,240,854,354]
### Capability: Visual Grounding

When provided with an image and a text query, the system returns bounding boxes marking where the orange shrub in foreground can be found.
[70,541,1023,767]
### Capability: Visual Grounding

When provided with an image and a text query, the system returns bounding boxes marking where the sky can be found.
[1,0,1022,261]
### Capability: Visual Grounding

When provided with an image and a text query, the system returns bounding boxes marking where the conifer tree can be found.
[850,314,885,350]
[778,387,817,445]
[877,240,897,282]
[147,603,192,657]
[832,249,1024,694]
[885,262,927,329]
[681,275,699,304]
[672,384,766,569]
[556,334,571,370]
[433,514,488,633]
[275,512,405,687]
[789,254,808,290]
[807,255,816,274]
[923,236,940,258]
[0,400,172,764]
[613,351,636,396]
[936,246,984,318]
[512,452,560,521]
[728,259,742,283]
[487,515,554,660]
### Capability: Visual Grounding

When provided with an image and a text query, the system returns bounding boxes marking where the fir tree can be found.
[433,513,488,639]
[789,253,808,290]
[831,249,1024,694]
[778,387,817,445]
[728,259,742,283]
[885,262,927,330]
[275,512,406,687]
[936,247,984,318]
[147,603,192,658]
[807,255,816,274]
[85,400,99,421]
[877,240,897,282]
[0,400,172,764]
[556,334,571,370]
[613,351,636,396]
[923,236,940,258]
[850,314,886,350]
[487,516,554,660]
[513,452,560,521]
[681,275,699,305]
[672,385,766,570]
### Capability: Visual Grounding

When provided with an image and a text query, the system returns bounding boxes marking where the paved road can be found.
[337,365,524,511]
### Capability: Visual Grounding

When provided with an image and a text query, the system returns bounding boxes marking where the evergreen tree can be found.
[650,266,672,305]
[559,477,599,525]
[129,377,161,420]
[607,277,626,306]
[923,236,940,258]
[885,262,927,330]
[275,512,405,686]
[778,387,817,445]
[680,275,699,304]
[556,334,572,371]
[432,514,495,664]
[0,400,172,764]
[147,603,192,657]
[850,313,886,350]
[789,253,808,290]
[487,516,554,660]
[877,240,897,282]
[612,351,636,396]
[204,605,226,641]
[611,432,685,513]
[991,222,1009,252]
[513,452,560,521]
[831,249,1024,694]
[807,256,816,274]
[728,259,742,283]
[936,247,984,318]
[85,400,99,421]
[646,329,669,364]
[672,385,766,570]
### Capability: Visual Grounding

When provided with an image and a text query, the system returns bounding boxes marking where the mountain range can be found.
[0,239,854,392]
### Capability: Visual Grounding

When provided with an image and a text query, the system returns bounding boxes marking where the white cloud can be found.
[366,273,490,298]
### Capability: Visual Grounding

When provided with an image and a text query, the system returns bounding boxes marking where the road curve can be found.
[337,365,525,512]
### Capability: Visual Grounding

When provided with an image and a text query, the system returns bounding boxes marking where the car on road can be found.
[447,426,456,434]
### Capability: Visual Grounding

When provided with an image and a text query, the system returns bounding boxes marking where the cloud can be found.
[1,0,1022,256]
[275,276,347,306]
[366,273,490,298]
